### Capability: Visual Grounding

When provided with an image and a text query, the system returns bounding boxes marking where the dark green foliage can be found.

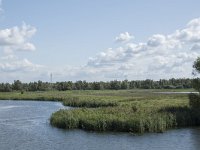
[193,57,200,74]
[189,93,200,110]
[109,80,121,90]
[186,57,200,126]
[159,106,195,127]
[55,81,73,91]
[189,94,200,125]
[121,80,129,89]
[0,83,12,92]
[12,80,23,91]
[91,82,102,90]
[0,78,193,92]
[192,57,200,93]
[192,78,200,92]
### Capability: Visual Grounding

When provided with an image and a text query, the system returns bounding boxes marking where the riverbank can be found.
[0,89,199,133]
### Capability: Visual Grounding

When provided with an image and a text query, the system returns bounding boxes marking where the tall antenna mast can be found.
[50,73,53,91]
[50,73,53,83]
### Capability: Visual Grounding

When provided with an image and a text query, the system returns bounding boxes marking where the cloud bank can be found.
[1,18,200,82]
[83,18,200,80]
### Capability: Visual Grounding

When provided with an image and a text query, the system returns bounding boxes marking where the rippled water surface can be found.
[0,100,200,150]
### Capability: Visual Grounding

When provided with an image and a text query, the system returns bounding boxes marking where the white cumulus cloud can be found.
[115,32,134,42]
[0,23,37,52]
[84,17,200,80]
[2,18,200,82]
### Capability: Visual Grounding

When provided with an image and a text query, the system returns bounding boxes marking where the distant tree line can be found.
[0,78,193,92]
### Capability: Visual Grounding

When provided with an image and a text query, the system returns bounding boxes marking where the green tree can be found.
[121,80,129,89]
[189,57,200,111]
[192,57,200,92]
[12,80,23,91]
[91,82,102,90]
[193,57,200,74]
[110,80,121,90]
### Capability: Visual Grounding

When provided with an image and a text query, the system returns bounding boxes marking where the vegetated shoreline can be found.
[0,89,199,134]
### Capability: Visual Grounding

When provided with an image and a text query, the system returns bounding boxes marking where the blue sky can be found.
[0,0,200,82]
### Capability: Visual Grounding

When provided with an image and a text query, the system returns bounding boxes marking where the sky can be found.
[0,0,200,82]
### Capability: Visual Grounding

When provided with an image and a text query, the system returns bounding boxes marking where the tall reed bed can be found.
[50,108,178,133]
[50,90,197,133]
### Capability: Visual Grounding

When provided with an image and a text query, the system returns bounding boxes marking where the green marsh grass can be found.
[0,89,198,133]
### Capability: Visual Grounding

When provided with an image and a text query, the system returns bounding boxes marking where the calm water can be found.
[0,100,200,150]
